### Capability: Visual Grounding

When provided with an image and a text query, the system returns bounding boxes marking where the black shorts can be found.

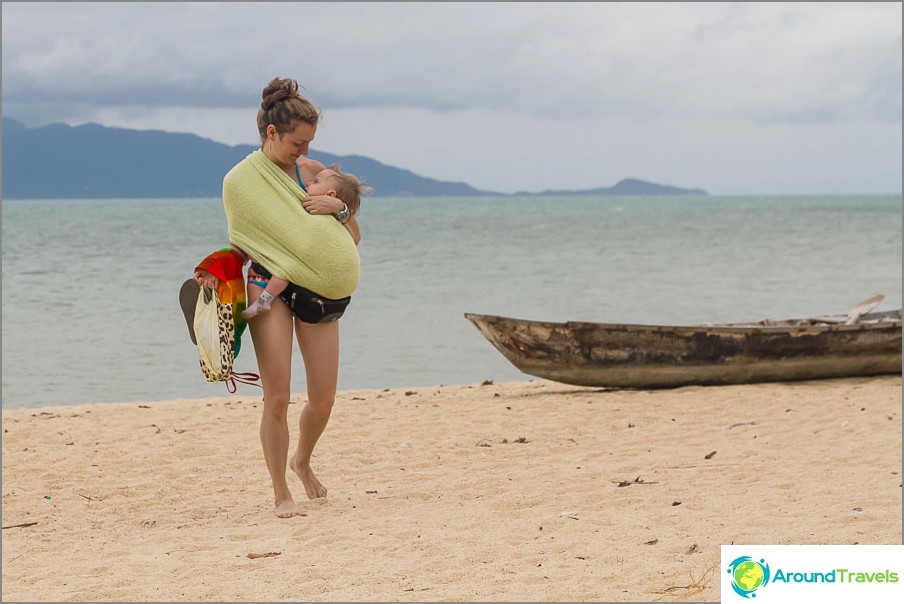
[249,262,352,324]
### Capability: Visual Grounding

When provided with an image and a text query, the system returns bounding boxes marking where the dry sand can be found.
[2,376,901,602]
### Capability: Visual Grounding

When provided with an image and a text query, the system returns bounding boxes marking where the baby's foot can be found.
[242,292,273,320]
[242,300,271,319]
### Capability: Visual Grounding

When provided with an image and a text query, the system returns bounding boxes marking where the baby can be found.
[241,164,368,320]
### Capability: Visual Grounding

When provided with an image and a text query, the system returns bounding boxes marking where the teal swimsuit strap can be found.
[295,163,306,192]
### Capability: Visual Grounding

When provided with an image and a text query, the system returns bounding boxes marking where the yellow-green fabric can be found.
[223,150,360,299]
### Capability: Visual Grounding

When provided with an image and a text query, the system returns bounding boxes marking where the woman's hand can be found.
[302,194,345,215]
[194,270,220,290]
[301,193,361,245]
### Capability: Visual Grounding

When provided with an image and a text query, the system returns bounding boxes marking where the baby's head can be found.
[309,164,371,215]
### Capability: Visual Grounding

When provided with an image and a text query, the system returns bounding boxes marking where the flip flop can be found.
[179,278,200,345]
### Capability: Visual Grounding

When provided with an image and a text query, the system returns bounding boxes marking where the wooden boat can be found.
[464,298,902,389]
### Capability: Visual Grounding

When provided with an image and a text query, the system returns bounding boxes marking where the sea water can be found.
[1,194,901,409]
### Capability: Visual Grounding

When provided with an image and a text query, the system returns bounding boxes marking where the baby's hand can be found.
[302,194,343,215]
[194,270,220,290]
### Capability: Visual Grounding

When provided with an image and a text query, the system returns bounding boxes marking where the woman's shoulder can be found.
[297,157,326,183]
[297,157,326,171]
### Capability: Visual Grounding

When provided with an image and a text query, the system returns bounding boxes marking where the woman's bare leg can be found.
[289,320,340,499]
[247,286,306,518]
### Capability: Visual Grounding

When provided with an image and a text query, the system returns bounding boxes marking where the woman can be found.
[195,77,366,518]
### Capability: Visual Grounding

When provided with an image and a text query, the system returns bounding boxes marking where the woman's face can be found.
[268,122,316,166]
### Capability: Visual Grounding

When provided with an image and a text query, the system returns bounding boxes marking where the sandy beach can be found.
[2,376,901,602]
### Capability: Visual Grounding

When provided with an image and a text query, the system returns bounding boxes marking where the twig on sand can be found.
[650,562,717,601]
[616,476,658,487]
[2,522,38,530]
[666,462,745,469]
[729,421,757,429]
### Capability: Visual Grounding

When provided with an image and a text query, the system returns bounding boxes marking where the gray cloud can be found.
[4,2,900,120]
[2,1,901,194]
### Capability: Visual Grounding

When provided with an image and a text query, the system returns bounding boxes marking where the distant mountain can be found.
[516,178,708,196]
[1,118,707,199]
[0,118,495,199]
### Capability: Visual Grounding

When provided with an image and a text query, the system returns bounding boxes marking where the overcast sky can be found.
[3,2,901,195]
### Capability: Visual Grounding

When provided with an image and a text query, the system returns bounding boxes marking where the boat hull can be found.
[464,312,903,388]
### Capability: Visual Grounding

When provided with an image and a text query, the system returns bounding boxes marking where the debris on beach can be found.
[2,521,38,530]
[650,562,717,601]
[247,551,281,559]
[616,476,657,487]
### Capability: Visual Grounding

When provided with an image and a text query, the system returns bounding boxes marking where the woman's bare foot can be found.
[274,497,307,518]
[290,456,328,499]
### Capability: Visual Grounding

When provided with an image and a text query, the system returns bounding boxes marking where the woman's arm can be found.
[301,195,362,245]
[342,215,361,245]
[229,244,250,263]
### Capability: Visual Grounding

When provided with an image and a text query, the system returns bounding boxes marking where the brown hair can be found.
[256,77,321,144]
[325,163,371,216]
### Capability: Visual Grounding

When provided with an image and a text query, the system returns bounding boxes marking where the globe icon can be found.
[733,560,765,592]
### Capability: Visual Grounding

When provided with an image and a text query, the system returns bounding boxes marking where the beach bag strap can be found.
[226,371,263,393]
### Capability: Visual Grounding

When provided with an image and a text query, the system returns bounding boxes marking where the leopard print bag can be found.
[193,286,260,392]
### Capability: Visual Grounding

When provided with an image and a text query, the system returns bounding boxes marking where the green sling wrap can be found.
[223,150,360,300]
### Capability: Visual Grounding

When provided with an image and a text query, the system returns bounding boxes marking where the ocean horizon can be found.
[2,193,901,410]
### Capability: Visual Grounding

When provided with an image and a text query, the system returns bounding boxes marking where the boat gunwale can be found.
[463,311,903,336]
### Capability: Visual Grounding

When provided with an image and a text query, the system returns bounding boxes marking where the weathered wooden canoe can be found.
[464,308,902,389]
